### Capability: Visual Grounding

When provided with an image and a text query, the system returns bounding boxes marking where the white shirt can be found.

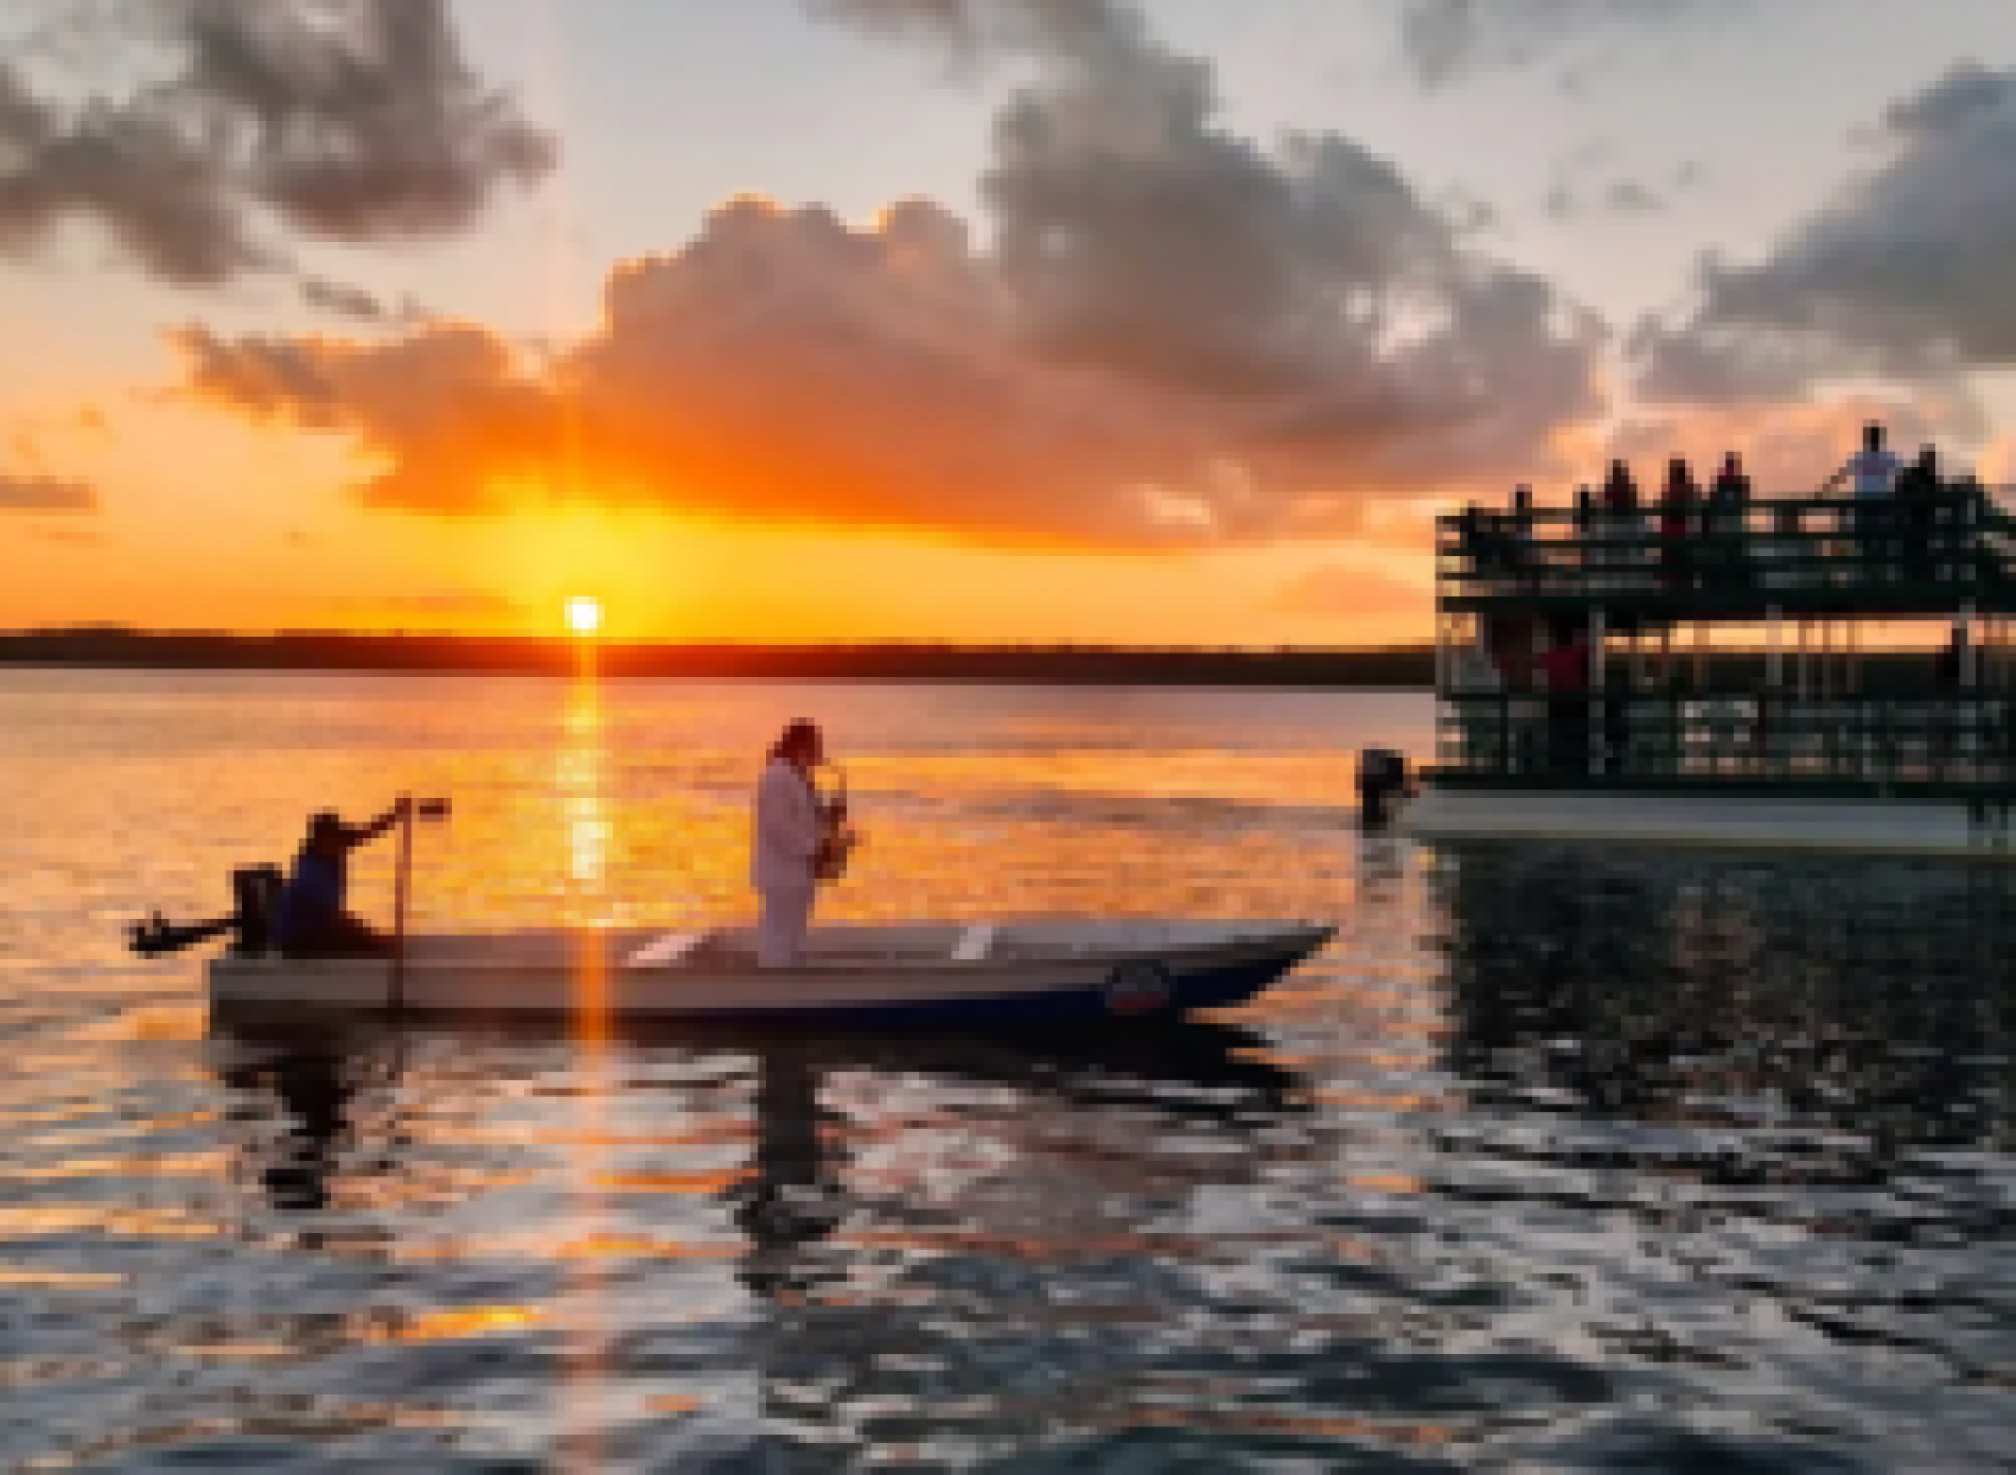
[1848,447,1900,499]
[752,757,823,894]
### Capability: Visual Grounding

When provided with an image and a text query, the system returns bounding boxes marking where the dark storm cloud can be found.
[0,0,554,286]
[1635,63,2016,410]
[1882,60,2012,139]
[0,474,98,512]
[176,0,1605,549]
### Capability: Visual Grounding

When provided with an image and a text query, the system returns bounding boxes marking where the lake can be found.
[2,669,2012,1470]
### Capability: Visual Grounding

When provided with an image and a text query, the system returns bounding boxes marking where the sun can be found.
[564,595,604,637]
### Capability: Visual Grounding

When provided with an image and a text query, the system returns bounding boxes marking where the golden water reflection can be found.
[5,674,2015,1467]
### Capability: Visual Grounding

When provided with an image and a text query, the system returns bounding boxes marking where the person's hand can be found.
[393,795,414,820]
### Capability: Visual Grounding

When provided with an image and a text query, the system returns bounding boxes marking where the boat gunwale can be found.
[207,922,1335,980]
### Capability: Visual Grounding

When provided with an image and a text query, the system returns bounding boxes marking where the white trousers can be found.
[756,885,816,968]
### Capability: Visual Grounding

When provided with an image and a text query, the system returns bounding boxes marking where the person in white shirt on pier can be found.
[1821,422,1902,580]
[751,719,852,968]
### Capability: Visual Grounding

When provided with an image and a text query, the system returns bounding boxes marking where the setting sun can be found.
[564,596,604,636]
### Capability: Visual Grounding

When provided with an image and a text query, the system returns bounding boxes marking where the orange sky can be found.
[2,1,2013,646]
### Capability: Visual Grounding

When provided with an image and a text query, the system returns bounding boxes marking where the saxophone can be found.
[812,763,860,883]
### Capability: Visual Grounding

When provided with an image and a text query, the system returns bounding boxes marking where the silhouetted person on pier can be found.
[1658,458,1700,590]
[276,802,408,958]
[1708,452,1752,588]
[1893,445,1943,584]
[1602,460,1639,510]
[1600,460,1643,589]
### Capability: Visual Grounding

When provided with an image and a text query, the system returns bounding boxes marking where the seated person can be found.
[275,801,408,958]
[1893,446,1942,583]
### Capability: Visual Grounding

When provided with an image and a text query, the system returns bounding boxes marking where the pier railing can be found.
[1438,689,2016,795]
[1436,488,2016,616]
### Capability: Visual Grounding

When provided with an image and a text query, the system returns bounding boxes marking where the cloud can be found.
[176,2,1604,550]
[1398,0,1735,87]
[0,474,98,512]
[1547,177,1664,219]
[1635,64,2016,409]
[0,0,554,286]
[807,0,1137,66]
[299,275,388,322]
[1605,179,1662,214]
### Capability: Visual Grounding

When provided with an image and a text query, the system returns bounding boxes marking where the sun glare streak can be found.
[558,660,613,1469]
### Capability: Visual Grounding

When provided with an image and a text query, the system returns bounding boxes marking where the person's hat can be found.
[308,810,343,842]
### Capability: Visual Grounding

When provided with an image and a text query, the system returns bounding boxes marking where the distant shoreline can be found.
[0,628,1435,689]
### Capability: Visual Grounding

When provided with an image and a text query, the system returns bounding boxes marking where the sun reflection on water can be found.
[556,675,614,905]
[560,664,616,1474]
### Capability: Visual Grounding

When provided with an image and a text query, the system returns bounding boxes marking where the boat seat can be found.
[625,931,708,969]
[952,923,996,963]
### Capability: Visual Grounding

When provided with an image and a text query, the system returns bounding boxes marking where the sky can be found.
[4,0,2016,646]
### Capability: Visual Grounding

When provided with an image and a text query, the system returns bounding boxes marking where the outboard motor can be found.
[130,863,284,957]
[1356,747,1411,831]
[231,865,285,955]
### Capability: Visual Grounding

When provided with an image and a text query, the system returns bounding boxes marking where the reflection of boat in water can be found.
[210,1012,1308,1236]
[207,919,1333,1024]
[210,1007,1313,1427]
[1432,843,2016,1136]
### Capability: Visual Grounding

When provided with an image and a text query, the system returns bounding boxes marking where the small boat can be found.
[206,919,1333,1024]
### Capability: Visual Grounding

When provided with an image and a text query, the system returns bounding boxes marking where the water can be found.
[3,669,2013,1471]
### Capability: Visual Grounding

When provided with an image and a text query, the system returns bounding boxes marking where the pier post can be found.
[1434,612,1449,765]
[1766,606,1783,775]
[1590,607,1606,774]
[1961,602,1980,780]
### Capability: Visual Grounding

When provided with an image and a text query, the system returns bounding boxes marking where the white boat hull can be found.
[207,919,1333,1022]
[1403,784,2016,859]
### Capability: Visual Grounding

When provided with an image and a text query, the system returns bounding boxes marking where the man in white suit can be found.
[752,720,831,967]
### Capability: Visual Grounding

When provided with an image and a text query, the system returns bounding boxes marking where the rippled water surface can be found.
[3,669,2014,1471]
